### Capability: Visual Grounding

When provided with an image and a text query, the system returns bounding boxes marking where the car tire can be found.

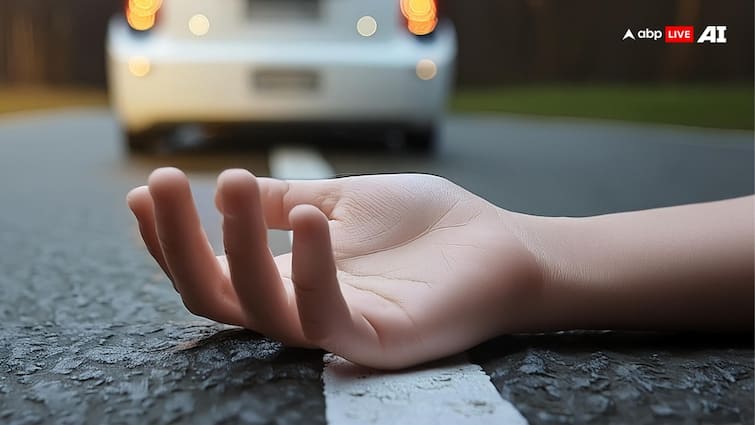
[405,125,437,153]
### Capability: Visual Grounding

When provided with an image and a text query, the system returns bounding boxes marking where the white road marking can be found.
[268,146,527,425]
[269,146,335,180]
[324,354,527,425]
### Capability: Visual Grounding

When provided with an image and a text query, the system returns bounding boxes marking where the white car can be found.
[107,0,457,152]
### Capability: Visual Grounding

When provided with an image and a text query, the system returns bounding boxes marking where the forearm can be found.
[512,196,754,332]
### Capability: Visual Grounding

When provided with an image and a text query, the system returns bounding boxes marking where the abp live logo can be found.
[624,26,727,44]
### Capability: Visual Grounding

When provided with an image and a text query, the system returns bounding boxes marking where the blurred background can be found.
[0,0,752,219]
[0,0,752,129]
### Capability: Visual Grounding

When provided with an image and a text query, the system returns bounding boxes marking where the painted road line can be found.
[268,146,527,425]
[269,146,335,180]
[324,354,528,425]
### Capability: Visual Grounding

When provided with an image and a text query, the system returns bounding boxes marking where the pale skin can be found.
[127,168,754,370]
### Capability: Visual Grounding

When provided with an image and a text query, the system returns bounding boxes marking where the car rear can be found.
[107,0,456,150]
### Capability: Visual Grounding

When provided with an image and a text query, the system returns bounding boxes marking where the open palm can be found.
[128,168,541,369]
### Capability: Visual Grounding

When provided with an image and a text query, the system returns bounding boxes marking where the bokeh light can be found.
[127,56,151,77]
[356,16,378,37]
[400,0,438,36]
[126,11,155,31]
[126,0,163,31]
[416,59,437,80]
[188,14,210,37]
[129,0,162,15]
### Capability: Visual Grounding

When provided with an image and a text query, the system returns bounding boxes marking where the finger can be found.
[148,168,242,324]
[290,204,353,343]
[216,169,298,339]
[127,186,175,284]
[256,177,343,230]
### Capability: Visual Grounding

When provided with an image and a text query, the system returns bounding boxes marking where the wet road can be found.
[0,109,752,424]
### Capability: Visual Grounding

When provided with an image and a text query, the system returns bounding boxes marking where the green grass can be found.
[453,84,754,131]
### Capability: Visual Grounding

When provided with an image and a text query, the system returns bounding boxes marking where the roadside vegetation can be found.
[453,84,753,131]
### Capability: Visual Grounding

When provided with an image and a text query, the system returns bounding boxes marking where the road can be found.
[0,109,752,424]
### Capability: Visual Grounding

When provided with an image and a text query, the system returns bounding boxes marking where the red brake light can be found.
[400,0,438,36]
[126,0,163,31]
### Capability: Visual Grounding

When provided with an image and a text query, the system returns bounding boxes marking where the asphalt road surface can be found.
[0,109,752,424]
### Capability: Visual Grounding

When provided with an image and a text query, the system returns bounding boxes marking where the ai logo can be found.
[697,26,727,43]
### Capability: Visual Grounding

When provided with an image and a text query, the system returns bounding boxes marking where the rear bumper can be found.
[107,20,456,132]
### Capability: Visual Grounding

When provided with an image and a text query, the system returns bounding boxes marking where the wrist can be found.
[502,209,595,332]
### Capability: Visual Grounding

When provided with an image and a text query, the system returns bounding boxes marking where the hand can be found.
[127,168,543,369]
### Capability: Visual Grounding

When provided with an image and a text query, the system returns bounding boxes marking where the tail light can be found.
[126,0,163,32]
[400,0,438,36]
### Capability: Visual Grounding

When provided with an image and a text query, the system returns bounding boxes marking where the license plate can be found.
[247,0,320,21]
[254,69,320,93]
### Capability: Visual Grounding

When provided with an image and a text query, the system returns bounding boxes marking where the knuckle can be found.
[293,280,320,298]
